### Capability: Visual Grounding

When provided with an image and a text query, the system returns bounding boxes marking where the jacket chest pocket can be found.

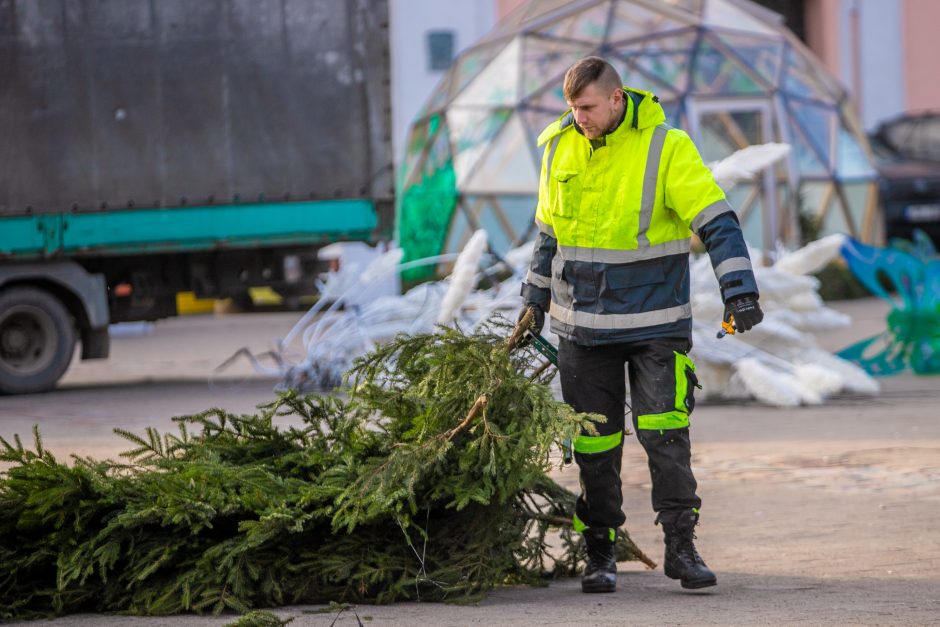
[551,170,580,219]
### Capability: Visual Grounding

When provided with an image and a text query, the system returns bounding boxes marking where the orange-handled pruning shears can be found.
[716,315,736,339]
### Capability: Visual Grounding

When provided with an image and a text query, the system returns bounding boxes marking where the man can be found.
[519,57,763,593]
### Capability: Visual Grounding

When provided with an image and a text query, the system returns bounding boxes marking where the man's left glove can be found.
[516,304,545,345]
[724,293,763,333]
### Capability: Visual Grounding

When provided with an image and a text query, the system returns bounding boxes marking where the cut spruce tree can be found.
[0,322,654,620]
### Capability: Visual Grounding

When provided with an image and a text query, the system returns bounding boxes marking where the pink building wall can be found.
[804,0,842,86]
[902,0,940,113]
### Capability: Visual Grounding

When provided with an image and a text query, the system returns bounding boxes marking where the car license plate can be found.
[904,204,940,222]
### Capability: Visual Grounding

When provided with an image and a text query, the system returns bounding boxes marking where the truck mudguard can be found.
[0,262,109,358]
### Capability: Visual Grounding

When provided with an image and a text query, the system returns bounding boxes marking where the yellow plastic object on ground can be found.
[248,286,283,306]
[176,291,216,315]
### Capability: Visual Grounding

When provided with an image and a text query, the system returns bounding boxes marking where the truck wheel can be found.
[0,287,76,394]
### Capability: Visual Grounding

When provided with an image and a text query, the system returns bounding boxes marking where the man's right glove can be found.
[723,293,763,333]
[516,304,545,345]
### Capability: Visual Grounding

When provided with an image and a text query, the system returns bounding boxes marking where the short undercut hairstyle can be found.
[563,56,623,101]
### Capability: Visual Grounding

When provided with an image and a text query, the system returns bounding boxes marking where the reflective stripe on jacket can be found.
[521,87,759,346]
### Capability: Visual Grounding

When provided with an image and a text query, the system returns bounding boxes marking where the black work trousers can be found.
[558,336,702,531]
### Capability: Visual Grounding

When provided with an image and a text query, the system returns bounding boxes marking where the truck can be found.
[0,0,394,393]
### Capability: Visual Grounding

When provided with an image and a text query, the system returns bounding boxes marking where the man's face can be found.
[567,82,622,140]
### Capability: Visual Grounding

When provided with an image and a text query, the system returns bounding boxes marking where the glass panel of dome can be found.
[692,39,765,95]
[819,189,852,236]
[447,108,512,187]
[660,0,704,15]
[836,128,877,180]
[494,0,589,37]
[495,195,541,245]
[524,82,569,118]
[622,27,698,53]
[519,107,563,145]
[615,52,689,95]
[858,181,880,242]
[612,29,697,93]
[702,107,769,162]
[841,181,872,238]
[443,200,473,255]
[775,184,799,244]
[798,181,833,225]
[470,199,514,254]
[449,41,513,103]
[520,35,596,100]
[781,44,837,103]
[693,103,786,249]
[452,39,522,107]
[463,115,540,194]
[659,100,691,131]
[643,54,691,94]
[698,113,742,163]
[723,184,763,246]
[419,73,454,118]
[538,0,611,43]
[606,0,695,44]
[702,0,779,37]
[787,97,835,169]
[400,118,433,188]
[713,31,784,89]
[839,100,866,143]
[789,36,845,101]
[790,130,829,178]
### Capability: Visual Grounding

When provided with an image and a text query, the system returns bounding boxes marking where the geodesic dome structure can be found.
[397,0,880,279]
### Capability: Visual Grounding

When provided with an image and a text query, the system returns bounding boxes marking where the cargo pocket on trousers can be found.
[674,352,701,416]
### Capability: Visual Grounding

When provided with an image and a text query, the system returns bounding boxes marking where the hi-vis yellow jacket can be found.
[521,87,759,345]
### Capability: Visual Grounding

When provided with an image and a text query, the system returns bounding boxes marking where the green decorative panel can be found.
[397,164,458,282]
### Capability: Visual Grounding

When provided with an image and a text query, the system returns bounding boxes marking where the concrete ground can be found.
[2,298,939,626]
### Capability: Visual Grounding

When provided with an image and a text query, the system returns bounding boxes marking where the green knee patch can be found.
[573,430,623,454]
[637,410,689,430]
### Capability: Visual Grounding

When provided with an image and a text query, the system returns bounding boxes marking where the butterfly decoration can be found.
[838,229,940,375]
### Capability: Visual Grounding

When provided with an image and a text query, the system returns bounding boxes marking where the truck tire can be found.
[0,287,76,394]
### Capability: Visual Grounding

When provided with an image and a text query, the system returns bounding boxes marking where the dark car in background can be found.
[870,113,940,246]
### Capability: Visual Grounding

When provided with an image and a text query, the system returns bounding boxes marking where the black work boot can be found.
[581,527,617,593]
[658,510,717,589]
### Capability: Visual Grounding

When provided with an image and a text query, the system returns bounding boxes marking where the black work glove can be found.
[515,304,545,345]
[724,293,763,333]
